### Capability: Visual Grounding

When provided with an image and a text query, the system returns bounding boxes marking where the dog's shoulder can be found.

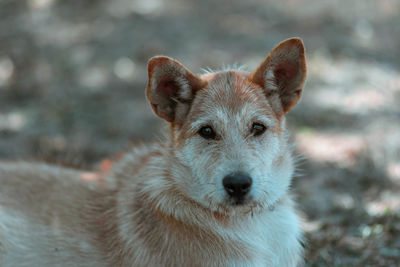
[109,142,167,183]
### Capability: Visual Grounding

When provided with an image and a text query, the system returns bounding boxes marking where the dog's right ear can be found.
[146,56,206,123]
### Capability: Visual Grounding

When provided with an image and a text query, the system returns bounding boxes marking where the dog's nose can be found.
[223,172,252,199]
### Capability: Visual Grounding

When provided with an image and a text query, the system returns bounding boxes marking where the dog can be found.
[0,37,306,266]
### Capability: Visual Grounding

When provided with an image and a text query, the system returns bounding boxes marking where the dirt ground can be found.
[0,0,399,265]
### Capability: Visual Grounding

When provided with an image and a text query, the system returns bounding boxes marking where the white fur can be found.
[265,69,278,91]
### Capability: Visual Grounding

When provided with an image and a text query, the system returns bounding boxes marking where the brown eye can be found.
[252,123,266,136]
[198,126,216,140]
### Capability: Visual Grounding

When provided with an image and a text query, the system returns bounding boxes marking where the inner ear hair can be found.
[146,56,206,123]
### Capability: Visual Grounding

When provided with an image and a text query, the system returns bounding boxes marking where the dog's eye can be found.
[251,123,267,136]
[198,126,216,140]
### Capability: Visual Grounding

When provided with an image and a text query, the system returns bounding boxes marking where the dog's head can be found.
[146,38,306,214]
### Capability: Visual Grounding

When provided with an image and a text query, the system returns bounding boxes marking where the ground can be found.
[0,0,399,266]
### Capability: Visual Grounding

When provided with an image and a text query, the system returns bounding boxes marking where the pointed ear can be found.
[250,38,306,115]
[146,56,206,123]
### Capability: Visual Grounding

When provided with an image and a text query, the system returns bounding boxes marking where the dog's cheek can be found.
[177,140,211,183]
[190,143,227,201]
[177,139,201,167]
[251,134,278,168]
[266,150,295,203]
[248,135,283,197]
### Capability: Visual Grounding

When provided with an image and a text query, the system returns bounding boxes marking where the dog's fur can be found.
[0,38,306,267]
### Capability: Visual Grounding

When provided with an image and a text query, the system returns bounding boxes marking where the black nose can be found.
[223,172,252,199]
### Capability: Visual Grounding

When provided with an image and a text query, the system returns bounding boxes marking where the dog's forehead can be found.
[198,71,263,109]
[187,71,277,127]
[201,71,269,111]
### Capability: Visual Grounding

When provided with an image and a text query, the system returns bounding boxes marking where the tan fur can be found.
[0,38,306,266]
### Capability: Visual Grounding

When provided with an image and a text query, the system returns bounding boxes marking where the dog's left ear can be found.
[250,38,306,115]
[146,56,206,123]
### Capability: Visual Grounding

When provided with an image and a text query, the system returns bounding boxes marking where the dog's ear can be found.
[146,56,206,123]
[250,38,306,115]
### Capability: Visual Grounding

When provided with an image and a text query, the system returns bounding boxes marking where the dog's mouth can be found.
[225,195,254,207]
[203,195,270,217]
[216,197,267,216]
[232,199,245,206]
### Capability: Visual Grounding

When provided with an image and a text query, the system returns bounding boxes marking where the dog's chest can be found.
[229,219,272,266]
[224,208,301,266]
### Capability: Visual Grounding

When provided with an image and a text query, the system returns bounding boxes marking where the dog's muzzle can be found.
[223,172,252,204]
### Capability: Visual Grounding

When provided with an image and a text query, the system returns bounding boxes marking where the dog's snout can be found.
[223,172,252,199]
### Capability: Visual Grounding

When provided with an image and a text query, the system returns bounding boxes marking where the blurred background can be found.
[0,0,399,265]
